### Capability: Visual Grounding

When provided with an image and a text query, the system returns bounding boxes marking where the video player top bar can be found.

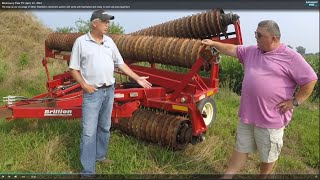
[1,0,319,10]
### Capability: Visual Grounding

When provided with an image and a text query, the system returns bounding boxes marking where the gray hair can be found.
[90,19,101,29]
[258,20,281,40]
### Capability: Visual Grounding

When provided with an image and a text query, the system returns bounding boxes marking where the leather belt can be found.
[97,84,112,89]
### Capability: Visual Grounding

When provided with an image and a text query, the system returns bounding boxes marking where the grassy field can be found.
[0,89,318,178]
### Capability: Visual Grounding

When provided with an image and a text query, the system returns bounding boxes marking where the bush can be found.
[218,56,243,95]
[18,52,29,70]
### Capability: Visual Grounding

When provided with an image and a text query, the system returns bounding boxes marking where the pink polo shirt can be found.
[236,44,317,128]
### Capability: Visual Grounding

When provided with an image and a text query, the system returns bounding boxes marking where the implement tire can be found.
[196,97,217,128]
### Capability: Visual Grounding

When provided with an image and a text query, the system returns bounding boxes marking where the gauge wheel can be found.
[196,97,217,128]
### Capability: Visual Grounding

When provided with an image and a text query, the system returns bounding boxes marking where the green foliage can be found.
[218,56,244,94]
[156,63,188,73]
[296,46,306,55]
[108,22,125,34]
[304,54,319,102]
[55,19,89,33]
[55,18,125,34]
[55,27,75,33]
[75,19,90,33]
[18,52,29,70]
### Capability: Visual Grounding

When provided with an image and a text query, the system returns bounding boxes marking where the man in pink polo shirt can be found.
[202,20,317,179]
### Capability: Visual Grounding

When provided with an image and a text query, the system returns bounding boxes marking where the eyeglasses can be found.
[254,31,271,39]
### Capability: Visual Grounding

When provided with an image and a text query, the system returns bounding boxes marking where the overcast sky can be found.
[33,10,319,53]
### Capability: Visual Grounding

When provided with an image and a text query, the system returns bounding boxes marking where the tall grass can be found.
[0,47,8,84]
[218,56,243,95]
[0,11,50,98]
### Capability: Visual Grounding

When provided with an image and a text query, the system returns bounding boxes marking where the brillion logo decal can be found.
[44,109,72,116]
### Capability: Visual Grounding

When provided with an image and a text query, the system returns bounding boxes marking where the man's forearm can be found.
[202,40,238,57]
[69,69,86,87]
[118,64,139,81]
[294,80,317,104]
[118,64,152,88]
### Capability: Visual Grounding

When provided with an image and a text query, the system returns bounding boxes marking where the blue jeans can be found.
[80,85,114,175]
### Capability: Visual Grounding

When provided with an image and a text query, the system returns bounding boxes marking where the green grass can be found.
[0,47,8,85]
[0,88,318,177]
[285,104,319,168]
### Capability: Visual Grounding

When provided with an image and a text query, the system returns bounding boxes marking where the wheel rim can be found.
[201,102,214,126]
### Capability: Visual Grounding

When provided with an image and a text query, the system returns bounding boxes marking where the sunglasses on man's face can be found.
[99,20,110,24]
[254,31,272,39]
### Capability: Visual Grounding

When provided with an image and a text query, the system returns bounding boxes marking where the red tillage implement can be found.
[0,11,242,150]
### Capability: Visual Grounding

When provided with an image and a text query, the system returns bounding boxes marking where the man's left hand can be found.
[276,100,294,113]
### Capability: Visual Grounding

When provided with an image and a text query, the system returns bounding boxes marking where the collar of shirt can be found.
[85,31,107,44]
[257,43,286,54]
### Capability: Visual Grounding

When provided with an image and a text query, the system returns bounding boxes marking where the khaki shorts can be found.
[235,121,284,163]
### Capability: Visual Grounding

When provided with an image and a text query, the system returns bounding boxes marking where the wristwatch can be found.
[292,97,299,107]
